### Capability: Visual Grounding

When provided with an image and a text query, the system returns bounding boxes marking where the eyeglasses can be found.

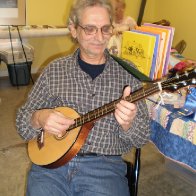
[78,24,113,35]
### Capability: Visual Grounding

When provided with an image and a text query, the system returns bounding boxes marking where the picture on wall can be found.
[0,0,26,25]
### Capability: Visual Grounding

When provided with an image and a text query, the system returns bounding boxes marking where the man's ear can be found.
[68,19,77,39]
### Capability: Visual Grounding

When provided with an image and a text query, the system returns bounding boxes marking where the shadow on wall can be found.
[28,34,77,75]
[35,40,77,74]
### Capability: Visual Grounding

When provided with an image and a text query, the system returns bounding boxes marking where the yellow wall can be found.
[125,0,142,21]
[0,0,195,76]
[26,0,72,25]
[26,0,75,74]
[143,0,196,59]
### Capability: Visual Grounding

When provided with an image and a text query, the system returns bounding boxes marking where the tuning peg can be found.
[187,86,191,94]
[181,81,188,87]
[177,90,182,96]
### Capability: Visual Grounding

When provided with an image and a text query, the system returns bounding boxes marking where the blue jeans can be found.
[27,155,130,196]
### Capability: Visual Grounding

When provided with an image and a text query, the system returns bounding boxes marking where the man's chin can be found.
[88,48,104,56]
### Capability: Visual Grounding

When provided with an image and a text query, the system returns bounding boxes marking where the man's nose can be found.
[95,29,104,41]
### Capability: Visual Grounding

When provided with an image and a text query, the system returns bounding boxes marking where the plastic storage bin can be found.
[7,62,32,86]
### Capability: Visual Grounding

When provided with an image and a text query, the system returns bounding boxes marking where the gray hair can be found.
[68,0,113,26]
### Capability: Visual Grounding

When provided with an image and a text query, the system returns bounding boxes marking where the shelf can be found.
[0,26,70,39]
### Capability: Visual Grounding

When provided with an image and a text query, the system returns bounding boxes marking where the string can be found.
[71,83,160,129]
[155,82,165,109]
[69,68,195,130]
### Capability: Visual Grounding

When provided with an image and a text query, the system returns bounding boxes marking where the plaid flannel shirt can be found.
[16,49,150,155]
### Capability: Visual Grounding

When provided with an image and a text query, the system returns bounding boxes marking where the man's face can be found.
[70,6,112,60]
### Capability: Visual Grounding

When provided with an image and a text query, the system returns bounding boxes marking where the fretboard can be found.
[68,82,159,130]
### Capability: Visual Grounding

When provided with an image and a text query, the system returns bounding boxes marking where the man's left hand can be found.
[114,86,137,131]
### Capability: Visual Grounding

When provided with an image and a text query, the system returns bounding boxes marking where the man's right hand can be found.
[31,109,75,137]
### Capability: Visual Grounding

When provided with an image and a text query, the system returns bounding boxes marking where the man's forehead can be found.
[79,6,111,24]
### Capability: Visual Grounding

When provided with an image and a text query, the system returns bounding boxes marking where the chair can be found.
[125,148,141,196]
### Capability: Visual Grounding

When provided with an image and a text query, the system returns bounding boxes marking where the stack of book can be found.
[121,23,175,80]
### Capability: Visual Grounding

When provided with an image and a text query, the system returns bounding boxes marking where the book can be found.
[139,25,169,79]
[131,30,159,79]
[121,31,156,77]
[135,26,166,79]
[143,23,175,78]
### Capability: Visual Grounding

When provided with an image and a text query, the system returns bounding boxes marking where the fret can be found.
[87,112,91,122]
[96,108,101,118]
[81,115,87,124]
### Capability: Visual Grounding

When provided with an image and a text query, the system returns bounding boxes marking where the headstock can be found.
[161,68,196,92]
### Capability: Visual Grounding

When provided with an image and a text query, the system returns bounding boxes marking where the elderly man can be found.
[16,0,150,195]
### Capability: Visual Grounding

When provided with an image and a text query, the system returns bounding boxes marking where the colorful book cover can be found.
[140,25,169,79]
[135,26,166,79]
[121,31,156,77]
[143,23,175,76]
[132,30,159,80]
